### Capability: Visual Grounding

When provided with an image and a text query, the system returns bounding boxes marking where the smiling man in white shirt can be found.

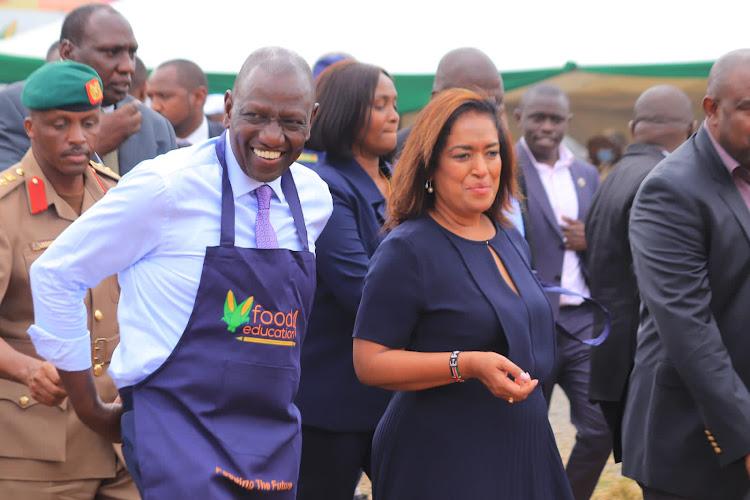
[27,47,333,499]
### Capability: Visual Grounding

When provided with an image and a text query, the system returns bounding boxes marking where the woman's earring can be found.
[425,179,434,194]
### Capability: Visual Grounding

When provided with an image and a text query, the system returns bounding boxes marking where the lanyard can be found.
[540,284,610,347]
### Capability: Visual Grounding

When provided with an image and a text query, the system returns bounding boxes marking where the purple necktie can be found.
[254,184,278,249]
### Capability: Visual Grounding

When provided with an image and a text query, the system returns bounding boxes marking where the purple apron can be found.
[129,132,315,498]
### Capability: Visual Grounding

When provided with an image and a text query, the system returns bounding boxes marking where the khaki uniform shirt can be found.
[0,150,122,481]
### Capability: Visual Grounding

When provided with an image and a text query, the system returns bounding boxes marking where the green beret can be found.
[22,61,104,111]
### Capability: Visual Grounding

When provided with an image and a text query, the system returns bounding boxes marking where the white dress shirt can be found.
[28,136,333,387]
[182,116,209,145]
[521,138,589,306]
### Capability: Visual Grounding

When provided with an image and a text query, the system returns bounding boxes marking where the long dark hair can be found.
[386,88,517,230]
[307,61,393,161]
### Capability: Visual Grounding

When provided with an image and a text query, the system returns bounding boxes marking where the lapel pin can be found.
[577,177,586,188]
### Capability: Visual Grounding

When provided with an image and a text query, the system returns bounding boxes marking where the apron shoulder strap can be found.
[215,132,235,247]
[281,169,309,252]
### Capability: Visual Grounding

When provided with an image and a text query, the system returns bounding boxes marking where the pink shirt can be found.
[705,123,750,210]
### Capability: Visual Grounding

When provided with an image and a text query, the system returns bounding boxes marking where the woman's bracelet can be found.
[449,350,465,383]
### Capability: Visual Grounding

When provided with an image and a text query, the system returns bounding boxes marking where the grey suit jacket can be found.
[112,95,176,175]
[0,84,176,174]
[622,126,750,499]
[516,141,599,319]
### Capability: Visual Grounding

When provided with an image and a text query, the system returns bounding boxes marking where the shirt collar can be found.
[183,116,209,145]
[225,134,285,203]
[703,121,741,175]
[520,136,575,172]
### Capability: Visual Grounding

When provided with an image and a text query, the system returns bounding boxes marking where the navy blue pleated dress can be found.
[353,216,573,499]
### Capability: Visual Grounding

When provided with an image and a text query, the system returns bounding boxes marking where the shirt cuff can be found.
[27,325,92,371]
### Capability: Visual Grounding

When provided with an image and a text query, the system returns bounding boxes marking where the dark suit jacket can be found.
[116,95,176,175]
[0,84,176,174]
[586,143,667,460]
[296,156,391,431]
[622,126,750,499]
[516,141,599,318]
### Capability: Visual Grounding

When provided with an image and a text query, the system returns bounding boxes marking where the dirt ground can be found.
[355,387,643,499]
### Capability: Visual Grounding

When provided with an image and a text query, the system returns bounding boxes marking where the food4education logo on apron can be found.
[221,290,299,347]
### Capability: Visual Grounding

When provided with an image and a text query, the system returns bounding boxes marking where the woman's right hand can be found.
[461,351,538,403]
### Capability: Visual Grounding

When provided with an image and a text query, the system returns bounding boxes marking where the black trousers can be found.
[296,425,373,500]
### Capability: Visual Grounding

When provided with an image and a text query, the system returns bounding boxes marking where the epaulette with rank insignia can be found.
[89,160,120,182]
[27,173,48,214]
[0,167,28,200]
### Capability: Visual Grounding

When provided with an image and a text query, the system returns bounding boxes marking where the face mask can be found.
[596,148,614,164]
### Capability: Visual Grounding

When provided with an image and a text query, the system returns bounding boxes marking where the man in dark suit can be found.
[623,49,750,500]
[147,59,224,146]
[586,85,696,462]
[514,84,608,500]
[0,4,175,173]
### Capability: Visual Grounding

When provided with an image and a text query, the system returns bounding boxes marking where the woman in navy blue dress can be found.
[353,89,573,499]
[295,62,399,499]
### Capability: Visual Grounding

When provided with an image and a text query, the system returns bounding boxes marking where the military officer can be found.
[0,61,137,499]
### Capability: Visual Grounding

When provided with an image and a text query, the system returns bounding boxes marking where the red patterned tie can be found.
[255,185,278,249]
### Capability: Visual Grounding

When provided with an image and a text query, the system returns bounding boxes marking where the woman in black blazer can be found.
[295,61,398,500]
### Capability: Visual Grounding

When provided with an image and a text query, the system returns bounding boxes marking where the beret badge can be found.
[85,78,103,106]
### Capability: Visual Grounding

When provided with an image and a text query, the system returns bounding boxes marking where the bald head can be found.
[155,59,207,91]
[433,48,504,107]
[634,85,692,121]
[703,48,750,167]
[630,85,695,152]
[233,47,313,99]
[706,48,750,98]
[518,84,570,111]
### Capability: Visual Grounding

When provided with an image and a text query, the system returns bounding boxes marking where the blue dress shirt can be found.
[28,136,333,387]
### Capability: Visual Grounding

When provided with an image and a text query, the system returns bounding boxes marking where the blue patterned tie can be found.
[254,185,278,249]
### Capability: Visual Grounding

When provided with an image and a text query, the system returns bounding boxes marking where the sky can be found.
[0,0,747,74]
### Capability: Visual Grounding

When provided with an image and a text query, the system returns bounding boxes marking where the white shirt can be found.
[182,116,209,145]
[521,138,589,306]
[28,136,333,387]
